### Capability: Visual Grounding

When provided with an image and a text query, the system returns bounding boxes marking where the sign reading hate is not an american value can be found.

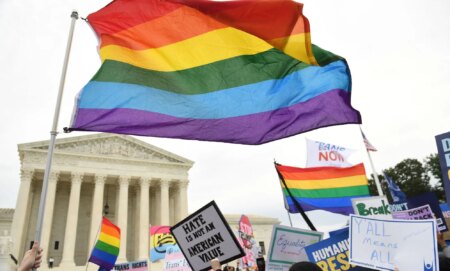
[170,201,245,271]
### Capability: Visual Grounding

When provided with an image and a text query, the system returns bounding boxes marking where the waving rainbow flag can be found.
[276,163,370,215]
[89,217,120,270]
[68,0,361,144]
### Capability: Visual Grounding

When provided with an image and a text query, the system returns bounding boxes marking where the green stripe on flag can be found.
[284,185,369,198]
[92,49,309,95]
[95,240,119,256]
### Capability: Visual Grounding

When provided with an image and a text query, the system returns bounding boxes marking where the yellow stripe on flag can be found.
[283,175,367,190]
[99,27,273,72]
[98,232,120,248]
[269,33,317,65]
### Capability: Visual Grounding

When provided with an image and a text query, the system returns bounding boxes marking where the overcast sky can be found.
[0,0,449,232]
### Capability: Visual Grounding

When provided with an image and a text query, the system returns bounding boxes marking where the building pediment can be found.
[18,133,193,165]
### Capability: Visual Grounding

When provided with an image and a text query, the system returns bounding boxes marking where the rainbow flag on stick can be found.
[275,163,370,215]
[67,0,361,145]
[89,217,120,271]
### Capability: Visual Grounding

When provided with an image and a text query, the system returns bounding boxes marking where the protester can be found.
[18,241,43,271]
[289,261,322,271]
[211,258,222,271]
[438,232,450,258]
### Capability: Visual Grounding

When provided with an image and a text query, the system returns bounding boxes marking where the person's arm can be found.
[211,258,222,271]
[18,241,43,271]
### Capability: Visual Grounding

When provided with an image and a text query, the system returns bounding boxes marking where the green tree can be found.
[383,158,432,198]
[424,153,445,201]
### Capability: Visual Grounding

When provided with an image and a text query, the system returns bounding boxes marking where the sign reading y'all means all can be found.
[349,215,439,271]
[170,201,245,271]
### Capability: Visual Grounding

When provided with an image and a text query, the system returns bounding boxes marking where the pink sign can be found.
[238,215,257,270]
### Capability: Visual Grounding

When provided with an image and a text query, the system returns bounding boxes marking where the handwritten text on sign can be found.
[349,215,438,271]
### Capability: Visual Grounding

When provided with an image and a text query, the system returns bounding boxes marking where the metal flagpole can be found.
[366,149,384,196]
[359,126,384,196]
[286,212,293,227]
[33,10,78,269]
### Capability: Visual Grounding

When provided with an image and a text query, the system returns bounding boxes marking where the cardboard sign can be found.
[305,228,371,271]
[113,260,148,271]
[352,196,392,219]
[170,201,245,271]
[164,245,192,271]
[266,225,323,271]
[349,215,439,271]
[392,204,433,220]
[407,192,448,232]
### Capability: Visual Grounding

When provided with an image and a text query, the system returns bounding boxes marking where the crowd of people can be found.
[16,234,450,271]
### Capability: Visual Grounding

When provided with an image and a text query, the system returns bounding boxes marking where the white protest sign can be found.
[170,201,245,271]
[266,225,323,271]
[349,215,439,271]
[306,138,355,167]
[164,245,192,271]
[113,260,148,271]
[352,196,392,219]
[392,204,434,220]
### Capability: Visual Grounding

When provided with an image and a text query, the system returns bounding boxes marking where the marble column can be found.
[177,181,189,222]
[117,176,130,262]
[89,174,106,253]
[11,168,33,261]
[40,171,59,268]
[138,178,150,259]
[60,173,83,267]
[160,180,170,225]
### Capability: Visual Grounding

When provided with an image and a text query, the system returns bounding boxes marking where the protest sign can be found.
[238,215,258,270]
[351,196,392,219]
[407,192,448,232]
[150,225,177,262]
[435,131,450,206]
[392,204,433,220]
[329,227,349,237]
[305,228,372,271]
[266,225,323,271]
[113,260,148,271]
[306,139,355,167]
[164,245,192,271]
[170,201,245,271]
[349,215,439,271]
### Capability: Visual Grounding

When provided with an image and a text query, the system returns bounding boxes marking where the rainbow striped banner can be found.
[68,0,361,144]
[89,217,120,270]
[276,163,370,215]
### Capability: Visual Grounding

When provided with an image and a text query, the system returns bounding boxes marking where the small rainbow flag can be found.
[276,163,370,215]
[67,0,361,145]
[89,217,120,270]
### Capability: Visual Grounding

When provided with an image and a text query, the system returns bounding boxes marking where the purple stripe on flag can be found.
[89,255,115,270]
[288,201,355,215]
[70,89,361,145]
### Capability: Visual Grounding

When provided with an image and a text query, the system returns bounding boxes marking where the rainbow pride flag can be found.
[68,0,361,145]
[275,163,370,215]
[89,217,120,270]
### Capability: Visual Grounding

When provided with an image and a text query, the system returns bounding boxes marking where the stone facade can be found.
[3,134,280,271]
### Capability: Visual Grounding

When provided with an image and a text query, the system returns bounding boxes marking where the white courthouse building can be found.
[1,134,279,271]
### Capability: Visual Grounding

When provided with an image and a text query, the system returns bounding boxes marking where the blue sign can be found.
[305,229,373,270]
[436,132,450,206]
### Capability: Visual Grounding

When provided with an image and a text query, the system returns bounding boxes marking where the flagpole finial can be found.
[71,10,79,20]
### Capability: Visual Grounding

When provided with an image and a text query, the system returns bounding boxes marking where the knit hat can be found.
[289,262,322,271]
